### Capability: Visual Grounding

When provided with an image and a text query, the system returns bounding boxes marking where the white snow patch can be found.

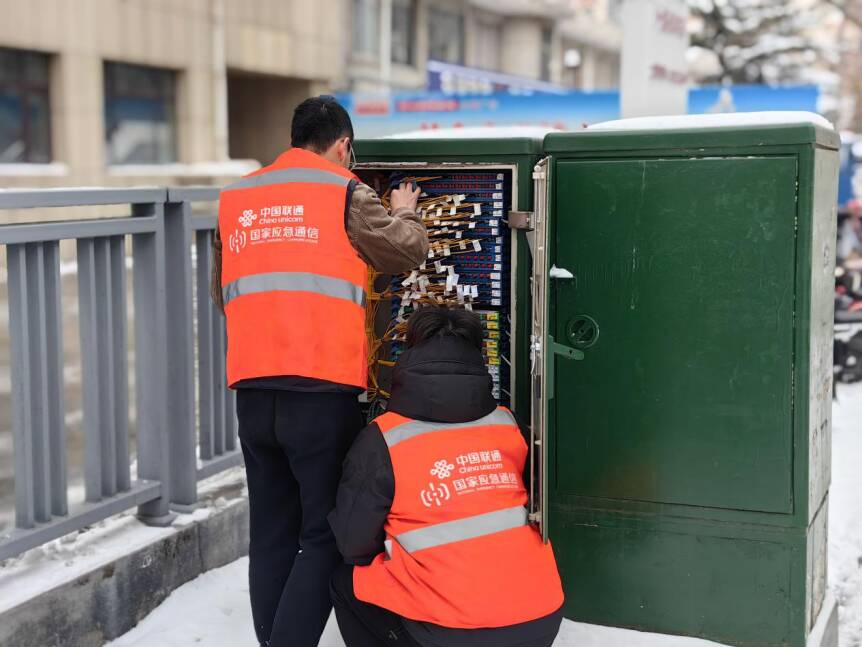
[0,162,69,178]
[382,126,559,140]
[107,555,730,647]
[555,623,728,647]
[106,160,259,178]
[589,112,834,132]
[0,515,175,614]
[830,382,862,646]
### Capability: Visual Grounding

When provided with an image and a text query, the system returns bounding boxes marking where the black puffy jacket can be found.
[328,334,562,647]
[328,334,497,566]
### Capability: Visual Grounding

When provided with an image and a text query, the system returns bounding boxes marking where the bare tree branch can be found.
[688,0,834,83]
[824,0,862,29]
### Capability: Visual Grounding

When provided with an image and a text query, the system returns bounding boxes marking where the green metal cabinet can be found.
[354,119,839,647]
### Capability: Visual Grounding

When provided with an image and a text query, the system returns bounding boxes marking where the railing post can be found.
[78,236,131,502]
[7,242,67,529]
[196,229,216,463]
[132,201,175,525]
[164,199,198,510]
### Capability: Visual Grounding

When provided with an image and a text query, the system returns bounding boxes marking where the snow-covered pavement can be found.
[105,556,728,647]
[108,385,862,647]
[831,382,862,646]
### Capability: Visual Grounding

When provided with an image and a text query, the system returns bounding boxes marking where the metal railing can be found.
[0,187,239,561]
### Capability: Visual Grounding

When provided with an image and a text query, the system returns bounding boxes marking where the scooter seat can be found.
[835,310,862,323]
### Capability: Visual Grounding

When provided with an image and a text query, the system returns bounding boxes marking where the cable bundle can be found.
[364,171,512,406]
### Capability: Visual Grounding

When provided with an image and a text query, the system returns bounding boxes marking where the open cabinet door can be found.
[528,157,550,541]
[528,156,582,542]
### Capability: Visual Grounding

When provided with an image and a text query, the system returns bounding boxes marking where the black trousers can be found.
[330,564,421,646]
[237,389,363,647]
[330,564,562,647]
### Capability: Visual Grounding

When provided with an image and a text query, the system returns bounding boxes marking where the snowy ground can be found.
[21,385,862,647]
[108,385,862,647]
[830,382,862,647]
[105,556,727,647]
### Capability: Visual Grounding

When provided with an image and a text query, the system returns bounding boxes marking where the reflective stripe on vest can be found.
[395,505,527,554]
[223,167,353,192]
[382,408,517,448]
[218,148,367,388]
[354,405,564,627]
[222,271,366,307]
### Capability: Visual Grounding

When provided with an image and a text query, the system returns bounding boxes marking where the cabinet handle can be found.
[549,264,574,279]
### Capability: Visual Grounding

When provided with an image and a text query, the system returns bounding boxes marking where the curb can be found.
[0,490,249,647]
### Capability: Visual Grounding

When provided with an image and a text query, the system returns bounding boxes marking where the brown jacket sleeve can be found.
[346,182,429,274]
[210,182,428,312]
[211,226,224,313]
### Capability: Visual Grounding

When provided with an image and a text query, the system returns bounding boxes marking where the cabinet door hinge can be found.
[508,211,534,230]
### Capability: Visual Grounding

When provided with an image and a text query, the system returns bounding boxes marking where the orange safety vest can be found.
[218,148,367,388]
[354,407,564,629]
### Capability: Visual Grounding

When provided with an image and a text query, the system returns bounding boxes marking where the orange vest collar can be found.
[273,147,357,180]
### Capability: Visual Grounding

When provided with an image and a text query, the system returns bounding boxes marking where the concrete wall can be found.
[0,488,250,647]
[227,72,314,165]
[499,18,544,80]
[564,46,620,90]
[224,0,344,80]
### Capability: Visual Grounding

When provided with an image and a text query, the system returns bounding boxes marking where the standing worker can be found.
[213,96,428,647]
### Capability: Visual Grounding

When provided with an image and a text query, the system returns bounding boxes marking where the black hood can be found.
[386,335,497,423]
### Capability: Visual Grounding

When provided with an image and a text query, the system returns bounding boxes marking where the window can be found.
[104,62,177,165]
[391,0,416,65]
[353,0,380,56]
[473,19,502,71]
[0,48,52,164]
[428,9,464,64]
[540,27,553,81]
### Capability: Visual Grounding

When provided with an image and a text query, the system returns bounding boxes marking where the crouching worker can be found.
[328,306,564,647]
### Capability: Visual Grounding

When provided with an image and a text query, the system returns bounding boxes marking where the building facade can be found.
[0,0,623,194]
[344,0,622,92]
[0,0,344,191]
[559,0,622,90]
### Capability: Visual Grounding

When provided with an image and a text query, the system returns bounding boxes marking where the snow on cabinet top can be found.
[383,126,557,140]
[589,112,834,133]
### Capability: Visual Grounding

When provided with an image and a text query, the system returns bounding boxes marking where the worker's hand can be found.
[390,181,421,213]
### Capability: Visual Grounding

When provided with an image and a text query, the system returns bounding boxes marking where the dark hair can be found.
[406,307,484,351]
[291,96,354,153]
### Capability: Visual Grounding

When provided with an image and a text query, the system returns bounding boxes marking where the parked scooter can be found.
[834,265,862,385]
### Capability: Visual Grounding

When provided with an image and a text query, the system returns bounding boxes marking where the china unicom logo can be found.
[430,459,455,479]
[239,210,257,227]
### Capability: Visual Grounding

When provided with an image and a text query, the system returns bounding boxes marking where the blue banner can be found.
[426,60,572,96]
[338,85,821,139]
